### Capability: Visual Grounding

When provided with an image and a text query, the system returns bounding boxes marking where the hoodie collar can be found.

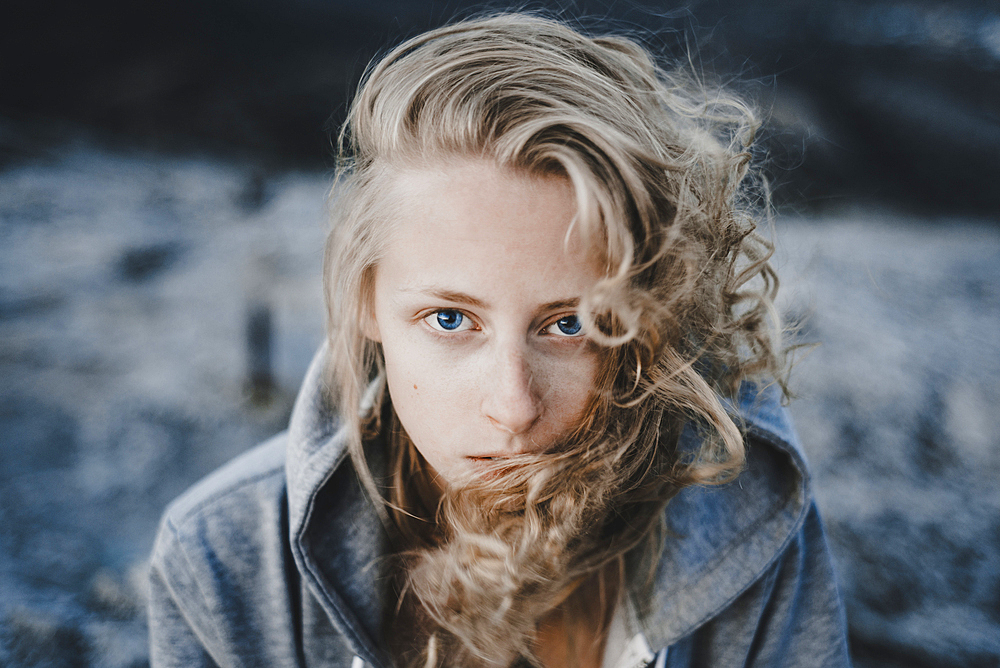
[286,343,393,667]
[640,382,812,648]
[285,347,811,659]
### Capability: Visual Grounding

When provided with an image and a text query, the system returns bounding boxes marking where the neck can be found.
[533,563,621,668]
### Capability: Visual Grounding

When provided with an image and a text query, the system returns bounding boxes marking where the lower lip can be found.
[467,456,501,466]
[466,456,512,469]
[466,457,505,481]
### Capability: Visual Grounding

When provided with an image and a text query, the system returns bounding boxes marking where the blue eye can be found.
[437,311,463,330]
[426,309,472,332]
[551,315,583,337]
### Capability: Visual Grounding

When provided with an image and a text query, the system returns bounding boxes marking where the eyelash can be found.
[422,309,584,338]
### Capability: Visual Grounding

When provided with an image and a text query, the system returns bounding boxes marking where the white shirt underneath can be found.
[349,603,659,668]
[600,598,657,668]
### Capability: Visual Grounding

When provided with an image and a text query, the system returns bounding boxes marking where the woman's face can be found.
[369,159,602,489]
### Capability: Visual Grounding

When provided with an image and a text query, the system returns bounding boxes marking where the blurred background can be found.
[1,1,998,666]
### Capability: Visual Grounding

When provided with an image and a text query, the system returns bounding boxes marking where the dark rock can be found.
[237,170,272,211]
[852,513,929,616]
[850,634,946,668]
[0,608,91,668]
[116,243,184,283]
[245,301,275,405]
[0,396,77,474]
[85,571,141,621]
[0,292,64,320]
[912,389,959,477]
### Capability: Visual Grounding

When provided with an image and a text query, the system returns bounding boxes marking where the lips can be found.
[465,456,514,481]
[466,455,527,469]
[467,454,528,462]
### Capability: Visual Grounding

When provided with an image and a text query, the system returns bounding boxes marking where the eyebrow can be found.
[537,298,580,312]
[401,287,580,313]
[401,287,489,309]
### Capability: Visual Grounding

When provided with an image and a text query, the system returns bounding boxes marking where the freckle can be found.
[413,384,418,390]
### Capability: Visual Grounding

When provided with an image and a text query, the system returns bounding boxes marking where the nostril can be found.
[482,347,544,434]
[486,404,541,435]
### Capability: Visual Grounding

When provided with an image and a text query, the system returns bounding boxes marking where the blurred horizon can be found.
[3,0,1000,216]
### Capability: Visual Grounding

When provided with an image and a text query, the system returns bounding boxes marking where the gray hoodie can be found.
[149,347,851,667]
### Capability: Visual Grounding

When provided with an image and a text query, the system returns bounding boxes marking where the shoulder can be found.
[150,431,292,603]
[149,433,304,660]
[148,432,354,665]
[159,431,289,536]
[645,383,813,637]
[641,383,850,663]
[655,501,851,667]
[665,382,810,547]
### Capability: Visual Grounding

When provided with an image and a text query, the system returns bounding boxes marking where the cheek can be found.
[382,338,468,400]
[381,348,478,483]
[380,338,475,441]
[537,351,600,423]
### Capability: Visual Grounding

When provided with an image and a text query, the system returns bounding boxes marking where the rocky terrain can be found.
[1,144,998,667]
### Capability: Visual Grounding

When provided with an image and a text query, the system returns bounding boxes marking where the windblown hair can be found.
[323,12,788,668]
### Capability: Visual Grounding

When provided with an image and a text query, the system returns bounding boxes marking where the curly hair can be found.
[323,12,788,667]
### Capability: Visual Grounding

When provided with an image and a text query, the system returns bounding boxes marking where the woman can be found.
[149,13,850,668]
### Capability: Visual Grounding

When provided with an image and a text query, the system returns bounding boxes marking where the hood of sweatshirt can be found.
[283,344,812,666]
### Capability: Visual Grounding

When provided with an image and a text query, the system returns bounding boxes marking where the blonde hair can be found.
[323,12,787,667]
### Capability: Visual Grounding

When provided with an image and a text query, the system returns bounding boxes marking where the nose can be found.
[482,344,543,437]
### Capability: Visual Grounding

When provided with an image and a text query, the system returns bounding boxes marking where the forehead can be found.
[390,159,573,235]
[376,159,601,299]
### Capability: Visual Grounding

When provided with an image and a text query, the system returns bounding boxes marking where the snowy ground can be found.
[1,145,998,667]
